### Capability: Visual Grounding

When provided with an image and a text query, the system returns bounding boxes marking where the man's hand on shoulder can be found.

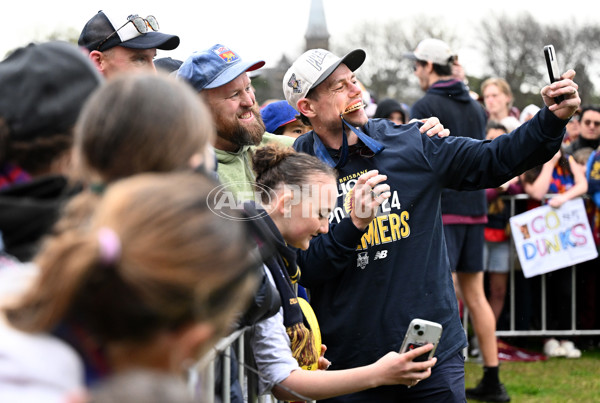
[409,116,450,138]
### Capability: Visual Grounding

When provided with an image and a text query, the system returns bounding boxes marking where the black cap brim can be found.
[119,31,180,51]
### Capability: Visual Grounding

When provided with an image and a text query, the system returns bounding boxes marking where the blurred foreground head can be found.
[0,41,101,179]
[73,72,216,185]
[6,171,262,370]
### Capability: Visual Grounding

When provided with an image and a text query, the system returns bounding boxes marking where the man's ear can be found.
[297,98,316,118]
[88,50,105,74]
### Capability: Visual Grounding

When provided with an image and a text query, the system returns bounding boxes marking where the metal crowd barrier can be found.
[187,327,247,403]
[463,193,600,339]
[188,327,315,403]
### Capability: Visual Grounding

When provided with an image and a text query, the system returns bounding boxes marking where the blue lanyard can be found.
[312,117,385,168]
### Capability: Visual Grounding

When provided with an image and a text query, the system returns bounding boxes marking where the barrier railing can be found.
[188,326,314,403]
[463,194,600,338]
[187,327,247,403]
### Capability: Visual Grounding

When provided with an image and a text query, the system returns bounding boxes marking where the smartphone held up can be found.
[544,45,565,104]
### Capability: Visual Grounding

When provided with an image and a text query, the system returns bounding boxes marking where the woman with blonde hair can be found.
[481,77,521,132]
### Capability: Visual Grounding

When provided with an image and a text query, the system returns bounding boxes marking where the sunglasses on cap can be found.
[97,14,159,51]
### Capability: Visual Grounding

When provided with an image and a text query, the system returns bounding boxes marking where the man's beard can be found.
[215,104,266,148]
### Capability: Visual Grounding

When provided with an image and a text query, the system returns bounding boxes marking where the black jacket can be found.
[411,79,488,216]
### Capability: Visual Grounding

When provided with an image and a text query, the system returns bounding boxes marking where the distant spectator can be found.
[481,77,521,132]
[374,98,409,125]
[563,105,600,155]
[260,100,312,139]
[521,150,587,209]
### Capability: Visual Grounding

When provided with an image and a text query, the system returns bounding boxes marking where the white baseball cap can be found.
[283,48,366,112]
[403,38,454,65]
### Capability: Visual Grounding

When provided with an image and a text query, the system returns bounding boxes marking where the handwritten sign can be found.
[509,198,598,278]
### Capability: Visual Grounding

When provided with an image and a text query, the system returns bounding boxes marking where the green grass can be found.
[465,348,600,402]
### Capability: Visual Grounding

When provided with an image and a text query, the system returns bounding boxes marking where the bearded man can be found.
[177,44,294,199]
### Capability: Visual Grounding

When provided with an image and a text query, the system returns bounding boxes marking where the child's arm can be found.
[548,155,588,208]
[272,345,436,401]
[521,151,562,200]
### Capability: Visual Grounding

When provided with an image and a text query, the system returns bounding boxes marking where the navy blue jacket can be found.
[410,79,488,216]
[293,108,566,377]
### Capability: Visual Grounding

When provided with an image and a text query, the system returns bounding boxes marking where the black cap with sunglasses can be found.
[79,10,179,52]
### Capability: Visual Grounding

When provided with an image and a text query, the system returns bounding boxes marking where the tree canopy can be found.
[332,12,600,110]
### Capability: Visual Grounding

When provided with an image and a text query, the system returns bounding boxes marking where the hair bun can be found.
[251,144,296,179]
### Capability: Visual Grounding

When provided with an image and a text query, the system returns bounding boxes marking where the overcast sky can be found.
[1,0,590,76]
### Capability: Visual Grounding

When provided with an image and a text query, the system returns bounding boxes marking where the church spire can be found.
[305,0,330,50]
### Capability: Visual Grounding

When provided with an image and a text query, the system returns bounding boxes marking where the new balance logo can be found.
[374,250,388,260]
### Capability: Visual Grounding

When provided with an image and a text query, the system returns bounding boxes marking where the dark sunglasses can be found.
[97,15,159,51]
[582,119,600,128]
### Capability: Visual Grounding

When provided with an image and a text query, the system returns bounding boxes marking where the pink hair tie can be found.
[97,227,121,265]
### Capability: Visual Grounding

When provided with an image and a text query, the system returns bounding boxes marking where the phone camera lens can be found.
[418,330,424,336]
[414,324,420,330]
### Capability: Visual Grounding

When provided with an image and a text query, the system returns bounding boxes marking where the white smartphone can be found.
[399,318,443,362]
[544,44,565,103]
